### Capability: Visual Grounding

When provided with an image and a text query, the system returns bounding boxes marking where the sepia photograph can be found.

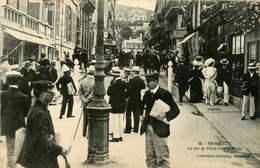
[0,0,259,167]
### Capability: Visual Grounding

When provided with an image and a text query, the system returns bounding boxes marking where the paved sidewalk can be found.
[159,70,260,162]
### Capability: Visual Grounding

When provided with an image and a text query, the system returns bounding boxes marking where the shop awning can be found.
[4,28,53,47]
[177,32,197,46]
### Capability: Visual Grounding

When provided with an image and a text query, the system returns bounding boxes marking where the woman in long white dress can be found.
[202,58,217,105]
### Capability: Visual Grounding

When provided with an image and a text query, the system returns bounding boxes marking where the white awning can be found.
[4,28,53,47]
[177,32,197,46]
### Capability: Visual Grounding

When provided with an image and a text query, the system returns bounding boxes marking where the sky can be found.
[116,0,156,11]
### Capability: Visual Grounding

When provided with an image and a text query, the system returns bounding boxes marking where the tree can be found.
[120,26,133,40]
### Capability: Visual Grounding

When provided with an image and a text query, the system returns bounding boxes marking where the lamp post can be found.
[85,0,111,165]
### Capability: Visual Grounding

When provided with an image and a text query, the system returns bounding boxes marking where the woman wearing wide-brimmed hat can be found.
[241,62,258,120]
[202,58,217,105]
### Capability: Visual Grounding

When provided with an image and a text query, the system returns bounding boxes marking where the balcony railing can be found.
[2,4,54,39]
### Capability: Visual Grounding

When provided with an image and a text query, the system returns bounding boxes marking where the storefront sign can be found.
[173,30,187,38]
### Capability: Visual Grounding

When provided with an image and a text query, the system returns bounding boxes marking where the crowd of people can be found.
[0,47,257,168]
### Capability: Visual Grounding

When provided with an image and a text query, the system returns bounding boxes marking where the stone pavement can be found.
[159,70,260,162]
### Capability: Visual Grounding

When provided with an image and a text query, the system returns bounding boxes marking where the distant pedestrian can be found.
[56,65,77,119]
[174,58,190,102]
[78,66,95,136]
[216,58,231,106]
[17,80,70,168]
[140,72,180,168]
[1,71,29,168]
[38,53,50,67]
[125,68,145,134]
[107,69,128,142]
[202,58,217,105]
[241,63,258,120]
[29,55,40,74]
[143,49,151,74]
[189,60,204,103]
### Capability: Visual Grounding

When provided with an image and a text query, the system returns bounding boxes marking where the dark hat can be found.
[41,53,46,58]
[29,55,36,60]
[220,58,229,65]
[145,72,159,81]
[32,80,54,97]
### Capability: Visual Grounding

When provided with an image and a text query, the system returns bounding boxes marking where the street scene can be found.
[0,0,260,168]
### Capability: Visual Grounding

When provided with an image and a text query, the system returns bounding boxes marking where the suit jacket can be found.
[78,75,94,107]
[56,75,77,96]
[0,87,29,137]
[141,87,180,138]
[107,78,128,114]
[216,67,231,86]
[17,100,62,168]
[242,72,258,97]
[126,76,145,111]
[174,64,190,88]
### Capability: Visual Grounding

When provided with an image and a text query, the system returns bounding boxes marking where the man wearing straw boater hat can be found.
[241,62,258,120]
[216,58,231,106]
[107,68,128,142]
[140,72,180,168]
[1,71,29,168]
[56,65,77,119]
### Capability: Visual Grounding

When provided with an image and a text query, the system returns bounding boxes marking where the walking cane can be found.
[73,109,84,141]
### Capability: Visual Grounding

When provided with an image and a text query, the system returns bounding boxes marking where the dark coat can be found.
[189,69,204,103]
[17,100,63,168]
[216,67,231,86]
[140,87,180,138]
[56,75,77,96]
[107,78,128,114]
[0,87,29,137]
[38,59,50,67]
[174,64,190,90]
[126,76,145,112]
[242,72,258,97]
[20,68,36,82]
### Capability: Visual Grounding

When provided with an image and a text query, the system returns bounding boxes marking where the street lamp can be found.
[85,0,111,166]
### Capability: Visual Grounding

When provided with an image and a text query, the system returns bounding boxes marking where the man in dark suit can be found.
[107,69,128,142]
[56,66,77,119]
[174,58,190,102]
[140,72,180,168]
[241,63,258,120]
[17,80,69,168]
[125,68,145,133]
[1,71,29,168]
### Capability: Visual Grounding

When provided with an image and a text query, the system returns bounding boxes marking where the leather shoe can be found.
[241,117,245,120]
[124,130,131,134]
[67,115,75,118]
[224,103,229,106]
[59,116,62,119]
[109,138,119,142]
[119,137,123,141]
[250,116,255,120]
[133,130,138,133]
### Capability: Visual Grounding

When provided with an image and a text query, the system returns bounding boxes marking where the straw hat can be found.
[220,58,229,65]
[204,58,215,67]
[247,63,257,69]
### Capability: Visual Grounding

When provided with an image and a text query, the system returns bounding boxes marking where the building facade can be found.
[1,0,82,65]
